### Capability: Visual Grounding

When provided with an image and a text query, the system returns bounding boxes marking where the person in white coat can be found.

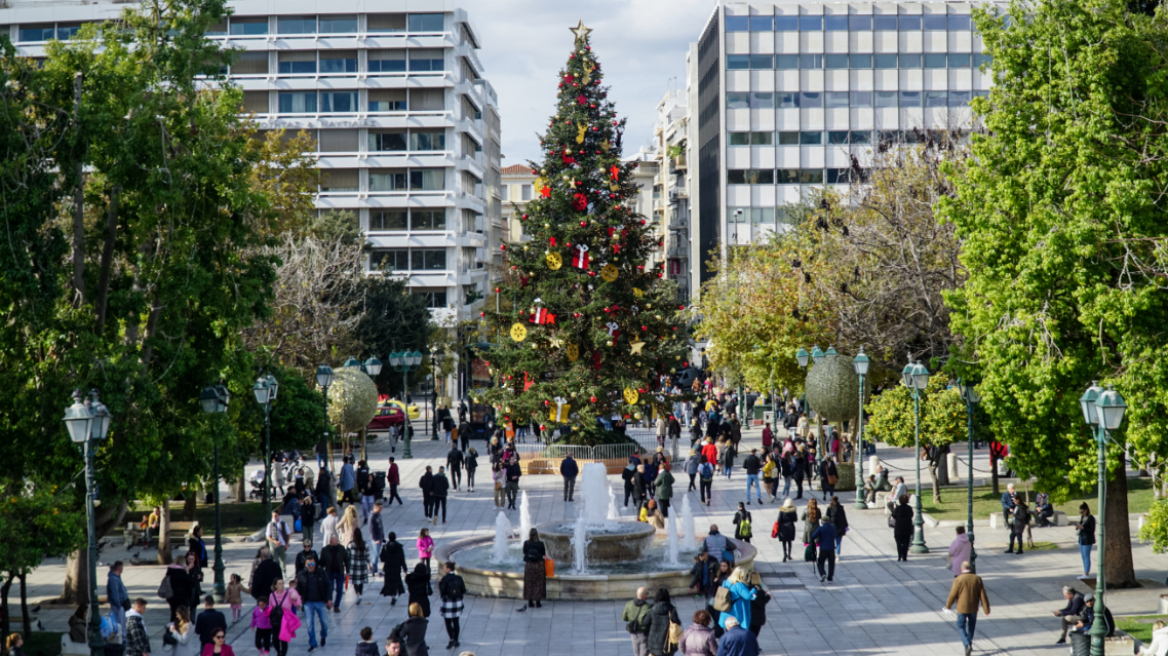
[1141,620,1168,656]
[168,606,198,656]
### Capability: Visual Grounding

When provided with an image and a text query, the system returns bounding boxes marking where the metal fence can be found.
[512,442,643,462]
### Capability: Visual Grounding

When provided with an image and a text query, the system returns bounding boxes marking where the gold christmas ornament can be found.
[633,288,644,298]
[566,344,580,362]
[576,123,587,144]
[546,251,563,270]
[326,368,380,434]
[629,340,646,355]
[510,323,528,342]
[600,263,619,282]
[623,387,640,405]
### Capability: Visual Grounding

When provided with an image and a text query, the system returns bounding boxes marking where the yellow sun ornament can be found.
[510,323,528,342]
[566,344,579,362]
[623,387,640,405]
[546,251,563,270]
[600,263,619,282]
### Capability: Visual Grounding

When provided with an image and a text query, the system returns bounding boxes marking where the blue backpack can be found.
[699,462,714,480]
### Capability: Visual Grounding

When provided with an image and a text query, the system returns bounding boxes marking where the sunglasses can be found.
[213,635,225,641]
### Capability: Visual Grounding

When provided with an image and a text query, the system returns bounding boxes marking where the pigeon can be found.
[36,620,44,631]
[31,604,41,613]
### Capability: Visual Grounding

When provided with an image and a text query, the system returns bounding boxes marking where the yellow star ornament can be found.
[570,20,592,41]
[629,340,646,355]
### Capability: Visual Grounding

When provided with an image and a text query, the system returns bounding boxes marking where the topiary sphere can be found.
[326,367,379,434]
[805,354,870,423]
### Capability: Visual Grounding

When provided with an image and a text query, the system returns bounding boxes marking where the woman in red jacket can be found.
[201,630,234,656]
[700,437,718,467]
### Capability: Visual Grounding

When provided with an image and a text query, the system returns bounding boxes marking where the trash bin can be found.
[1070,631,1090,656]
[373,471,386,500]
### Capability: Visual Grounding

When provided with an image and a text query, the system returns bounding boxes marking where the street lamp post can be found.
[1080,382,1127,656]
[852,348,869,510]
[315,364,335,467]
[198,383,230,602]
[388,351,423,458]
[957,379,980,572]
[903,358,930,554]
[252,375,278,517]
[430,349,445,441]
[62,389,111,656]
[342,356,383,459]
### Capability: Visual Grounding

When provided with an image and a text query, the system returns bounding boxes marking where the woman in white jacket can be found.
[167,606,198,656]
[1141,620,1168,656]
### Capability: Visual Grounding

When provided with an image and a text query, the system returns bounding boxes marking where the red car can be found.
[367,404,406,431]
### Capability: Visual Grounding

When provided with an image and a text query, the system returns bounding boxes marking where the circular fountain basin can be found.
[436,533,757,601]
[536,520,656,564]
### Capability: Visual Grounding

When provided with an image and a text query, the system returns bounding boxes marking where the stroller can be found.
[248,469,267,501]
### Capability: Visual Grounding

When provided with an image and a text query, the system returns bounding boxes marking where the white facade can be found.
[649,90,692,302]
[687,0,1000,300]
[0,0,503,325]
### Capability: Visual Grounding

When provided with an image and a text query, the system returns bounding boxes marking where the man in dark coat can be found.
[458,421,471,452]
[378,533,408,604]
[419,466,435,519]
[1054,586,1085,644]
[295,556,332,650]
[718,617,761,656]
[193,596,226,647]
[294,539,319,577]
[431,467,450,523]
[505,457,522,510]
[320,536,348,611]
[386,457,402,506]
[560,454,579,502]
[250,548,282,603]
[446,447,464,490]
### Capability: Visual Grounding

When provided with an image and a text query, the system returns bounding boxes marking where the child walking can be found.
[226,573,248,623]
[250,598,271,656]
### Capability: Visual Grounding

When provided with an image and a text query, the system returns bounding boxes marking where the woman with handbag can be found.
[642,588,682,656]
[801,499,821,547]
[825,495,849,556]
[266,578,301,656]
[706,560,732,638]
[166,606,197,656]
[521,529,547,609]
[775,498,798,562]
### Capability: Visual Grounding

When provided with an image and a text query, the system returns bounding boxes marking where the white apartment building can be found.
[686,0,998,301]
[0,0,502,327]
[650,90,692,302]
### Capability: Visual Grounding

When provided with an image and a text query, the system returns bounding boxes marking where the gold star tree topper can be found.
[570,20,592,41]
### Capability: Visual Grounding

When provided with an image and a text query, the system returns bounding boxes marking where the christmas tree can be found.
[478,21,688,445]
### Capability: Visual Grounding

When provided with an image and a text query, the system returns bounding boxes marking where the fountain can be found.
[680,495,696,552]
[519,491,532,542]
[435,461,757,600]
[607,482,620,520]
[492,512,513,563]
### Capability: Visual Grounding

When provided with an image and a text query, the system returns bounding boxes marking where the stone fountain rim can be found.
[533,519,657,540]
[435,532,757,582]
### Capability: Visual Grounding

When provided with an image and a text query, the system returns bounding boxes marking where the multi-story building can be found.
[0,1,502,330]
[500,163,536,243]
[650,90,692,302]
[686,0,995,301]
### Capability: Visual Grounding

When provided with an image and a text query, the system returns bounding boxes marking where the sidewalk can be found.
[19,422,1168,656]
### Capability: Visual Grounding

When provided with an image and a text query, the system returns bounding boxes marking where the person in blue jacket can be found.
[717,567,757,631]
[809,517,838,582]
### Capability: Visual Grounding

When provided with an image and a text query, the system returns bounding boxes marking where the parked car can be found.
[366,399,420,432]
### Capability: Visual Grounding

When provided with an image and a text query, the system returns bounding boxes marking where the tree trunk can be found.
[2,574,13,639]
[157,503,172,565]
[60,502,126,604]
[183,492,197,521]
[937,445,950,486]
[990,449,1000,496]
[1104,457,1138,588]
[18,573,30,638]
[235,470,247,504]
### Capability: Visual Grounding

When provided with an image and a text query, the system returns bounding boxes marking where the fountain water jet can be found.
[666,513,680,567]
[572,514,590,574]
[680,495,696,552]
[519,491,532,541]
[607,483,620,520]
[492,512,513,563]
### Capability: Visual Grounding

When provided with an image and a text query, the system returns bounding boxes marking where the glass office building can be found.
[686,0,1000,299]
[0,1,503,324]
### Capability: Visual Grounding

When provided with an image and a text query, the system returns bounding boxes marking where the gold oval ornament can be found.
[510,323,528,342]
[600,263,619,282]
[566,344,579,362]
[546,251,563,270]
[623,387,639,405]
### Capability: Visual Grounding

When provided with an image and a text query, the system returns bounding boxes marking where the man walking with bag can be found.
[945,561,991,656]
[620,587,652,656]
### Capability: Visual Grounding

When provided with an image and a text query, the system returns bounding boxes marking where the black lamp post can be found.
[902,358,930,554]
[852,347,870,511]
[956,379,980,571]
[388,351,422,458]
[315,364,335,467]
[198,383,229,602]
[252,374,278,517]
[62,389,111,656]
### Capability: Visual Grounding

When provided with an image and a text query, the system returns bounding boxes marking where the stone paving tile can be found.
[19,421,1168,656]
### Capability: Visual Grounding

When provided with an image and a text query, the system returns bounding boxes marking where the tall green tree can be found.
[480,24,686,444]
[942,0,1168,586]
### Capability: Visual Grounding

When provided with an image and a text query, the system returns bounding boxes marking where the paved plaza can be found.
[22,422,1168,656]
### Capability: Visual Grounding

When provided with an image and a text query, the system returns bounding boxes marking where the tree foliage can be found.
[479,26,687,443]
[941,0,1168,585]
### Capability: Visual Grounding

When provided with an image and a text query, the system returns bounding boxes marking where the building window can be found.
[776,55,798,70]
[409,49,444,72]
[849,91,872,107]
[724,16,748,32]
[899,54,922,69]
[19,24,55,42]
[726,93,750,110]
[230,17,268,36]
[278,92,317,113]
[899,15,922,31]
[319,15,357,34]
[923,14,947,31]
[875,54,898,69]
[415,291,448,308]
[369,249,409,271]
[749,55,773,69]
[799,92,822,108]
[824,15,847,31]
[278,52,316,74]
[412,209,447,230]
[775,16,798,31]
[849,54,872,69]
[851,130,873,145]
[232,51,268,75]
[751,92,774,109]
[369,130,407,152]
[825,54,848,70]
[949,90,972,107]
[799,169,824,184]
[369,210,408,230]
[925,91,947,108]
[777,169,799,184]
[368,51,406,73]
[726,55,749,70]
[410,169,447,191]
[825,92,848,109]
[752,131,773,145]
[799,16,822,31]
[319,169,358,192]
[800,131,823,145]
[776,92,799,109]
[320,91,357,113]
[949,15,972,31]
[241,91,268,114]
[827,130,849,145]
[849,15,873,30]
[874,15,897,31]
[369,170,408,191]
[778,132,799,146]
[727,169,774,185]
[320,51,357,74]
[368,90,407,112]
[749,16,773,31]
[974,53,993,69]
[411,249,447,270]
[899,91,922,107]
[411,89,445,111]
[875,91,897,107]
[924,53,947,69]
[408,14,444,32]
[948,53,972,68]
[800,54,823,69]
[277,16,316,35]
[57,23,83,40]
[319,129,357,152]
[368,14,406,33]
[521,184,532,200]
[501,185,510,201]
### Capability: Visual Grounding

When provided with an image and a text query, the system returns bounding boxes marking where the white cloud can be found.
[459,0,714,165]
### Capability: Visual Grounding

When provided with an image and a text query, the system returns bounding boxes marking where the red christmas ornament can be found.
[573,313,580,318]
[540,425,546,431]
[500,244,506,250]
[641,325,647,331]
[479,311,485,317]
[521,214,528,221]
[638,388,645,394]
[531,169,538,175]
[658,273,663,278]
[588,271,596,277]
[590,396,597,403]
[540,186,551,198]
[576,94,587,106]
[562,152,577,166]
[572,193,588,211]
[623,414,630,419]
[640,220,647,225]
[679,305,685,310]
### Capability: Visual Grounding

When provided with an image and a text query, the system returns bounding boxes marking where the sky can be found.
[459,0,717,166]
